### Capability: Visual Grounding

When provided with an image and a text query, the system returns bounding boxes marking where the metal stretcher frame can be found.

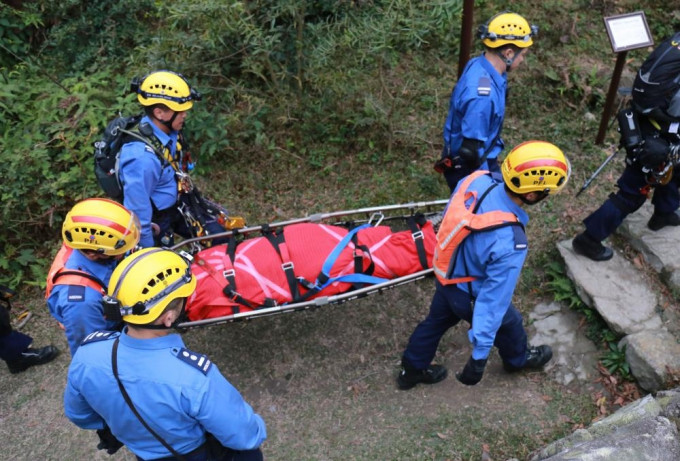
[171,199,448,330]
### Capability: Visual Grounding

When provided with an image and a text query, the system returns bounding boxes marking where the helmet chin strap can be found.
[155,110,179,131]
[496,49,519,72]
[519,189,549,206]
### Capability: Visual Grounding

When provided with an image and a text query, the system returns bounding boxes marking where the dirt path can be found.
[1,281,596,460]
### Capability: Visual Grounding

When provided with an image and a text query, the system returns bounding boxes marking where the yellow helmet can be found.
[502,141,571,195]
[105,248,196,325]
[62,198,141,256]
[479,12,537,49]
[132,70,201,112]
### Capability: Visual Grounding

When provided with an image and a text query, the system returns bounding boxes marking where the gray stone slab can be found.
[589,394,662,436]
[619,202,680,292]
[557,240,662,335]
[620,329,680,392]
[529,302,599,386]
[536,416,680,461]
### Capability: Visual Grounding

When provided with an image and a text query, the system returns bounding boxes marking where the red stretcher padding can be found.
[185,221,436,321]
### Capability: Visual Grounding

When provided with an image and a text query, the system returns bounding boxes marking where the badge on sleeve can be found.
[175,348,212,375]
[477,76,491,96]
[512,225,528,250]
[81,330,120,346]
[67,285,86,302]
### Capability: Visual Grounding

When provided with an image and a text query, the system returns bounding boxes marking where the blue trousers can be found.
[403,281,528,369]
[583,164,680,241]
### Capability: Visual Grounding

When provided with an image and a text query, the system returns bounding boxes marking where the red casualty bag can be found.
[185,220,436,321]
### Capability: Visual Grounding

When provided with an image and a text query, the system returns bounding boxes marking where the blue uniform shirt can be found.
[47,250,118,355]
[450,174,529,360]
[119,116,178,247]
[442,54,507,162]
[64,329,266,459]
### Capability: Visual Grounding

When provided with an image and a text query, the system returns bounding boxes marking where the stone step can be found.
[618,202,680,293]
[556,239,662,336]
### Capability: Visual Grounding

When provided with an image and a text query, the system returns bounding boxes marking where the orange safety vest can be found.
[45,244,107,300]
[433,170,521,286]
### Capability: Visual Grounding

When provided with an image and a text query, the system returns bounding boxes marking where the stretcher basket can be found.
[171,199,447,330]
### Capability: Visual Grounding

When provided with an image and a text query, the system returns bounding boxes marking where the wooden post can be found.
[595,51,628,145]
[457,0,475,78]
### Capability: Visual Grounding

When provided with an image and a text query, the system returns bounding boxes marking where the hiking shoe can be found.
[647,212,680,231]
[503,345,553,373]
[6,345,59,374]
[572,232,613,261]
[397,359,448,390]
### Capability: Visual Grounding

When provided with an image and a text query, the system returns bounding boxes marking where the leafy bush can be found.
[29,0,157,75]
[0,68,132,286]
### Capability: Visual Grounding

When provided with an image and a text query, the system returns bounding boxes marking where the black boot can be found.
[503,345,553,373]
[648,212,680,231]
[6,345,59,374]
[572,232,613,261]
[397,357,447,390]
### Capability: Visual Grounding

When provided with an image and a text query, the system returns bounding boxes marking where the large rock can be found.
[618,202,680,292]
[620,330,680,392]
[557,240,662,335]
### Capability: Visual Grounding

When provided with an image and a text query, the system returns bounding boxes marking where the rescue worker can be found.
[2,285,59,374]
[436,12,538,193]
[47,198,141,356]
[119,70,228,248]
[398,141,570,389]
[572,112,680,261]
[64,248,266,460]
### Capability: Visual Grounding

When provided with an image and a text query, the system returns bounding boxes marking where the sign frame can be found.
[603,11,653,53]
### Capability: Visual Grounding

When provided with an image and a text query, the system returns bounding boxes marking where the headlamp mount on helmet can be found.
[478,23,539,43]
[102,296,146,323]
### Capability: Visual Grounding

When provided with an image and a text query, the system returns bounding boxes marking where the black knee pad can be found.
[608,191,646,215]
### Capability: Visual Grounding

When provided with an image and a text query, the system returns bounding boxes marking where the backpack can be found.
[93,114,165,201]
[433,170,524,286]
[45,244,106,300]
[632,32,680,122]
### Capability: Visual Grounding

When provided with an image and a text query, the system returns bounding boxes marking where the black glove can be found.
[455,356,488,386]
[96,426,124,455]
[639,136,670,170]
[458,139,481,169]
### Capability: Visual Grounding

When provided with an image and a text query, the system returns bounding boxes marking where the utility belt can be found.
[137,440,207,461]
[152,202,179,222]
[138,435,259,461]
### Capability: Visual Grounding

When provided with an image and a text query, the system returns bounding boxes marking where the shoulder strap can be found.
[119,127,168,167]
[52,269,107,294]
[111,338,186,461]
